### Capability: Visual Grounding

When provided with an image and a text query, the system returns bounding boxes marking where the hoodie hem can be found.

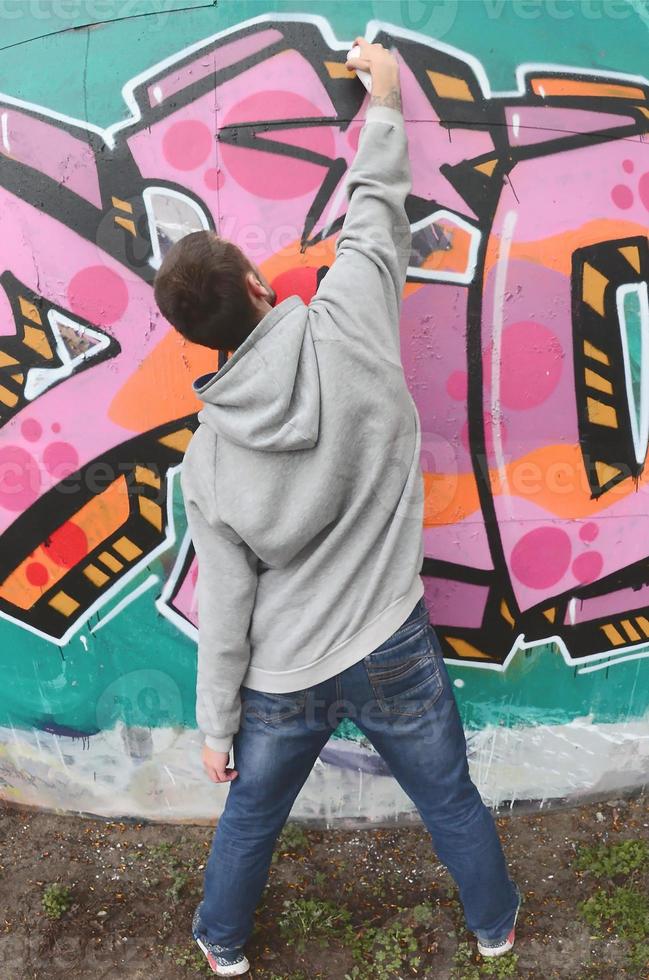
[242,576,425,693]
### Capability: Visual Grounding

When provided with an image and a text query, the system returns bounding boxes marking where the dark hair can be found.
[153,231,257,350]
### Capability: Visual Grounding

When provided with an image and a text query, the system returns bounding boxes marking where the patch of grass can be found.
[451,940,479,979]
[345,919,422,980]
[146,840,196,904]
[41,883,73,920]
[272,824,311,864]
[575,837,649,976]
[627,941,649,972]
[279,899,425,979]
[575,839,649,879]
[580,885,649,941]
[278,897,353,952]
[166,870,190,904]
[148,841,176,862]
[480,953,520,977]
[345,905,429,980]
[141,875,161,888]
[411,902,435,925]
[579,882,649,974]
[628,943,649,976]
[163,942,212,974]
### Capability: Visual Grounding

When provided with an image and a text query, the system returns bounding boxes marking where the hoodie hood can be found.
[193,295,321,452]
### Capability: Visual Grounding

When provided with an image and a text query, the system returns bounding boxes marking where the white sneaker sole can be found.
[477,931,515,957]
[195,937,250,975]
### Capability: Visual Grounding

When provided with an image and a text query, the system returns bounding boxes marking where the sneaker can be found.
[195,935,250,976]
[476,891,520,958]
[192,907,250,976]
[477,925,516,957]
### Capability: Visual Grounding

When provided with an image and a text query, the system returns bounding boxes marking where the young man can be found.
[154,37,520,978]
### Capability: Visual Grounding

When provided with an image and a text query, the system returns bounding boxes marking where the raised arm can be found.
[309,38,412,360]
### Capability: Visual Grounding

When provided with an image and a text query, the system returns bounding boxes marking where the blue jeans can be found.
[196,597,520,952]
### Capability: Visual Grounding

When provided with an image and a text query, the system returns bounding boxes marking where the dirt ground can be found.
[1,795,648,979]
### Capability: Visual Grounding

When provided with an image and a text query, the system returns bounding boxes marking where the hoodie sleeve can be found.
[309,104,412,360]
[182,457,259,755]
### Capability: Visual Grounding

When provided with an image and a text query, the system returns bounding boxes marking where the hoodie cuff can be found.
[204,733,234,754]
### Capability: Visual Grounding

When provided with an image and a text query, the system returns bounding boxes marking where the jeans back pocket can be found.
[364,624,444,717]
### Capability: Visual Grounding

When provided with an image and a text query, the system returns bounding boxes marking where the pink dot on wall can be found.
[204,167,225,191]
[68,267,129,326]
[639,172,649,212]
[51,422,61,433]
[163,120,213,171]
[446,371,468,401]
[488,321,563,410]
[26,562,49,587]
[0,446,41,512]
[220,93,335,199]
[43,521,88,568]
[623,159,634,174]
[579,521,599,543]
[510,526,572,589]
[572,551,603,584]
[21,418,42,442]
[611,184,634,210]
[43,441,79,480]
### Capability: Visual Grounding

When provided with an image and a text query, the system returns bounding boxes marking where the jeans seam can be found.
[377,664,444,716]
[365,666,381,705]
[369,621,430,660]
[243,689,307,725]
[391,609,429,640]
[368,652,430,681]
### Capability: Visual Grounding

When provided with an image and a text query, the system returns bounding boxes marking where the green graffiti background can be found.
[1,0,649,743]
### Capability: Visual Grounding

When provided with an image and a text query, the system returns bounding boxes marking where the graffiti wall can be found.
[1,1,648,822]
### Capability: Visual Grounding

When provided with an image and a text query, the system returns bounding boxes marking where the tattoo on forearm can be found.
[370,87,403,112]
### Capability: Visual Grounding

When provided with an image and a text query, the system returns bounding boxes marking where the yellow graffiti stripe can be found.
[427,70,474,101]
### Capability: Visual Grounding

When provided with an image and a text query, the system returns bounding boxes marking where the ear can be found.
[246,269,268,302]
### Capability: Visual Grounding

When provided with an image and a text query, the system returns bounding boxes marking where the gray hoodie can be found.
[181,105,425,753]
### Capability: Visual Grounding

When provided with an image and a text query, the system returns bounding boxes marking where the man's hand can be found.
[345,37,401,111]
[202,743,239,783]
